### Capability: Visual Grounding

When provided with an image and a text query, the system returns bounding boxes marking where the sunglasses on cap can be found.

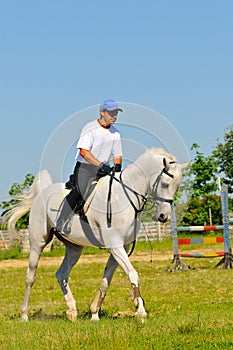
[106,109,119,117]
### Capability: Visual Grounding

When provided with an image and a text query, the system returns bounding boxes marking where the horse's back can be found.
[30,183,68,231]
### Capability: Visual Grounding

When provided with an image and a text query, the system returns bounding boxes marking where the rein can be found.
[107,168,115,227]
[106,171,147,257]
[106,161,176,256]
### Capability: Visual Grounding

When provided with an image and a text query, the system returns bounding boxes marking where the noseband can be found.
[152,164,175,205]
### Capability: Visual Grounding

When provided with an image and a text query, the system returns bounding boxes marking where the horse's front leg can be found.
[55,245,83,321]
[90,253,119,322]
[109,246,147,319]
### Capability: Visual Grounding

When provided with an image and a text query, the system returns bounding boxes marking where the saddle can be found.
[65,174,102,215]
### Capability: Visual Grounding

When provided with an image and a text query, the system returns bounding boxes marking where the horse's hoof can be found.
[66,309,77,322]
[91,313,100,322]
[135,311,147,323]
[21,313,29,322]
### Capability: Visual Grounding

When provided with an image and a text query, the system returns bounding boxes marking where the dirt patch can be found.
[0,247,223,269]
[0,251,174,269]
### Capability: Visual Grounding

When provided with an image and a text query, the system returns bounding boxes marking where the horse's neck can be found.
[123,154,163,195]
[122,162,149,196]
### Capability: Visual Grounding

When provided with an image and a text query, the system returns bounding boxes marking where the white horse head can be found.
[123,147,188,223]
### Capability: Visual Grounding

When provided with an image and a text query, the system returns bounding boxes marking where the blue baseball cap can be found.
[99,99,123,112]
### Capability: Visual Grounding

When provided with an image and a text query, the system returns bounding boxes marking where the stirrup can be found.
[56,219,72,236]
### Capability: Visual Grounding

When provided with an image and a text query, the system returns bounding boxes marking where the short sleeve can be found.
[77,125,94,150]
[112,133,122,157]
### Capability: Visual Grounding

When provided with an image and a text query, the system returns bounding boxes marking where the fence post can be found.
[0,231,8,250]
[157,221,161,241]
[166,203,189,272]
[215,184,233,269]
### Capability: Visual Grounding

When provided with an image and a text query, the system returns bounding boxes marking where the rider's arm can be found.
[79,148,101,167]
[113,156,122,165]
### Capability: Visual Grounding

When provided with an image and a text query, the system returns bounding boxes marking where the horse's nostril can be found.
[158,213,166,223]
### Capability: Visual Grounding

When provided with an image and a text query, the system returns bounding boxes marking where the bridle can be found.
[108,159,176,220]
[151,162,176,205]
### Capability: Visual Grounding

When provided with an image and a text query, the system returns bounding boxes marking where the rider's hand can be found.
[97,163,112,178]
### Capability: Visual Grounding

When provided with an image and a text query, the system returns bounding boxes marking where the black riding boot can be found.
[56,189,82,236]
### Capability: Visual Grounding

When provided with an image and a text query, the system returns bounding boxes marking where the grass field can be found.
[0,241,233,349]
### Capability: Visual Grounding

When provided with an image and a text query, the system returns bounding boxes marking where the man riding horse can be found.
[56,99,123,236]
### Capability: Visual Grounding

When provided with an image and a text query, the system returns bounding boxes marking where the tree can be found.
[180,194,222,226]
[179,144,221,226]
[185,143,219,198]
[1,173,34,230]
[213,125,233,193]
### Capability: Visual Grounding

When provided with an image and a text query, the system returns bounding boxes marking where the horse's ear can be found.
[163,157,170,171]
[181,161,191,171]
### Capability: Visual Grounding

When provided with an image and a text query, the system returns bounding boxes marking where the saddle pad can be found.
[83,178,103,213]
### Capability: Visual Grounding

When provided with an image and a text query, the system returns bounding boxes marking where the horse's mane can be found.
[149,147,176,161]
[125,148,176,174]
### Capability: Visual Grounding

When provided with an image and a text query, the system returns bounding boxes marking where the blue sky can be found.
[1,0,233,201]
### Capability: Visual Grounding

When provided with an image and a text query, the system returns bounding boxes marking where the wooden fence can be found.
[0,230,30,253]
[0,222,171,253]
[137,222,171,241]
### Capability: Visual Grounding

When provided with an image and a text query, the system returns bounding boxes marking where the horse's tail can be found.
[6,169,53,237]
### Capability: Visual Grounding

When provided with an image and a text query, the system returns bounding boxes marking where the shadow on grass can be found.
[80,309,136,320]
[28,308,137,322]
[30,308,66,321]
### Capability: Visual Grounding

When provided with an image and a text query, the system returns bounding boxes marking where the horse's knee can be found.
[25,267,37,287]
[100,277,108,293]
[128,269,139,286]
[55,270,60,282]
[56,272,69,295]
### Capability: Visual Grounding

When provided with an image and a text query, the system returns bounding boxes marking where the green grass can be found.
[0,245,233,349]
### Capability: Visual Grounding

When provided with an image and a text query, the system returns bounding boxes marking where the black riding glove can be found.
[114,164,122,172]
[96,163,112,178]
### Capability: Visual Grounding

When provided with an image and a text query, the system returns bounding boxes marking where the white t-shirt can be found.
[75,119,122,164]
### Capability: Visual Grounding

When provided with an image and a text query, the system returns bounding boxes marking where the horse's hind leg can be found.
[21,248,43,322]
[55,244,83,321]
[21,228,54,322]
[90,253,119,322]
[109,246,147,319]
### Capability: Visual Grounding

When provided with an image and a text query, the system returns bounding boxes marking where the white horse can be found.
[7,148,187,322]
